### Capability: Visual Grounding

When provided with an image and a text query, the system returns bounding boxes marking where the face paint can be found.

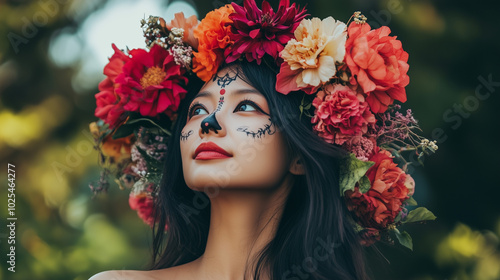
[180,130,193,141]
[201,97,224,134]
[181,66,291,191]
[236,118,276,139]
[213,68,239,95]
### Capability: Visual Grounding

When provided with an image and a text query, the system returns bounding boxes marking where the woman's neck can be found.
[192,175,293,280]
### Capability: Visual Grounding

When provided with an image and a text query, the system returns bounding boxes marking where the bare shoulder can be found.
[88,270,161,280]
[88,260,198,280]
[88,265,192,280]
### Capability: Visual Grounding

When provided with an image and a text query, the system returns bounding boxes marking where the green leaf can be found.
[417,153,425,166]
[393,229,413,250]
[112,124,135,139]
[352,222,365,233]
[358,175,371,194]
[394,211,403,223]
[403,207,436,223]
[405,197,418,206]
[126,118,171,136]
[426,146,436,153]
[339,153,374,196]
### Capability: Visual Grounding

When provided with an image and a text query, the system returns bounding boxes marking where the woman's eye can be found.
[189,105,208,117]
[194,107,208,115]
[236,102,256,112]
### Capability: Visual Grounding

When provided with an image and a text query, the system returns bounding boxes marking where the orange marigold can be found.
[192,4,234,81]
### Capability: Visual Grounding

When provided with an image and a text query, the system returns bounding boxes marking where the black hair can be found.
[150,60,371,280]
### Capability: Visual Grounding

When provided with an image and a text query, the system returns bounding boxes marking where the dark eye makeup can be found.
[233,98,269,115]
[187,101,207,118]
[187,98,269,119]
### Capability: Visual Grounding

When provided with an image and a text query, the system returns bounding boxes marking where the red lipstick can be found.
[194,142,232,160]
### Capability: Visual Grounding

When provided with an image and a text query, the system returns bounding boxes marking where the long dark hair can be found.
[150,60,371,280]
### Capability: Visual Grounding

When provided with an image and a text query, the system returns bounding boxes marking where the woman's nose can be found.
[201,113,221,134]
[200,96,225,135]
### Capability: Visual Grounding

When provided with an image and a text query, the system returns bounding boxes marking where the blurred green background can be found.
[0,0,499,279]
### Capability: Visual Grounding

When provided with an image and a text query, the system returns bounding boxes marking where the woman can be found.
[91,59,370,279]
[90,0,435,278]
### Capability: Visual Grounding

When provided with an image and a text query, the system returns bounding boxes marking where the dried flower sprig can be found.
[373,105,438,168]
[141,15,170,49]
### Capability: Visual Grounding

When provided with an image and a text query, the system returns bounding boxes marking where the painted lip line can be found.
[194,142,232,160]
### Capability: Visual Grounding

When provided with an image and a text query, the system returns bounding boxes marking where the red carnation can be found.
[116,44,188,118]
[311,84,375,145]
[345,149,412,229]
[345,22,410,113]
[225,0,307,64]
[95,44,130,128]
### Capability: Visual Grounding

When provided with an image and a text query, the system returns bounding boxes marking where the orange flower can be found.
[90,122,134,162]
[192,4,234,81]
[345,22,409,113]
[166,12,199,49]
[101,134,134,162]
[345,149,410,229]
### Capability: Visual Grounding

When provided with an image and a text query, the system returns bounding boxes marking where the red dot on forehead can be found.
[220,89,225,95]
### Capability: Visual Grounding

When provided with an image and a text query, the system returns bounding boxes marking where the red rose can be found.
[129,191,155,227]
[94,44,130,128]
[345,22,409,113]
[116,44,188,118]
[345,149,410,229]
[311,84,375,145]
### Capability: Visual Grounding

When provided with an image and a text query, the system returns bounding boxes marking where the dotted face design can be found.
[201,96,224,134]
[200,69,240,134]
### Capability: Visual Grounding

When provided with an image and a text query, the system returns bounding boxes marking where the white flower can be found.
[280,17,347,88]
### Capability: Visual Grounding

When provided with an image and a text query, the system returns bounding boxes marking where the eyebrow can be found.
[194,88,262,99]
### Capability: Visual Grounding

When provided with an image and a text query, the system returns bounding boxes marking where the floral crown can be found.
[90,0,437,249]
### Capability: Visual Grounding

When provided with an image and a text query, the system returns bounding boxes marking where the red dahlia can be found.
[225,0,308,64]
[116,44,188,119]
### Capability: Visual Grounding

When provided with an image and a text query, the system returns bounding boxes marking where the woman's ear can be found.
[289,156,305,175]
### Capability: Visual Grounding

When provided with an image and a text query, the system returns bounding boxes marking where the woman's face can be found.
[180,66,292,191]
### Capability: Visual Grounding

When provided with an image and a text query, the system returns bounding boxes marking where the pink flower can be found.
[94,44,130,128]
[405,175,415,197]
[311,84,376,145]
[276,17,346,95]
[341,136,377,161]
[225,0,307,64]
[116,44,188,118]
[345,22,409,113]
